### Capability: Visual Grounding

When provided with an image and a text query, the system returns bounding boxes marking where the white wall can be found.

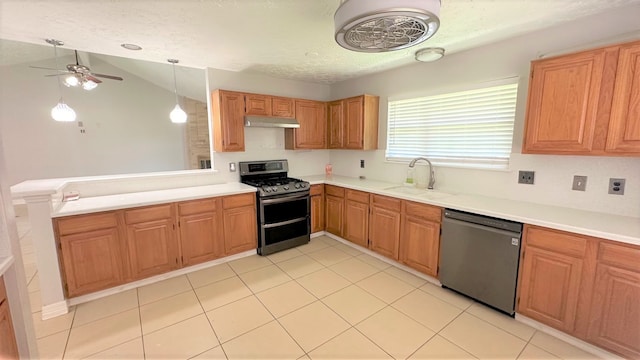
[327,6,640,218]
[206,68,332,182]
[0,56,188,185]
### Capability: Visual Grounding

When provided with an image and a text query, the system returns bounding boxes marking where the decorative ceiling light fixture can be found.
[334,0,441,52]
[167,59,187,124]
[46,39,76,122]
[415,47,445,62]
[121,43,142,51]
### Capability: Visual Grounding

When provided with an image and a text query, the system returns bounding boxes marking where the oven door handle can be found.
[261,193,310,205]
[263,217,308,229]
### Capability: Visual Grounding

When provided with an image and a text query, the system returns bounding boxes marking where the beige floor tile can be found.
[65,308,141,359]
[356,253,392,270]
[529,331,600,359]
[195,276,252,311]
[308,327,390,359]
[36,329,68,360]
[222,321,304,360]
[419,283,474,310]
[27,273,40,293]
[239,264,291,293]
[466,302,535,341]
[267,247,304,263]
[329,257,380,283]
[227,255,272,274]
[307,246,352,266]
[315,235,342,247]
[84,337,144,359]
[276,255,324,279]
[74,289,139,327]
[296,238,331,254]
[188,263,237,288]
[206,296,274,343]
[392,289,462,332]
[256,280,316,318]
[140,290,203,334]
[357,271,414,304]
[279,301,350,352]
[356,306,435,359]
[322,285,386,325]
[439,312,526,359]
[137,275,192,305]
[409,334,477,359]
[143,314,219,359]
[332,242,365,256]
[384,266,427,287]
[32,310,75,339]
[296,268,350,298]
[29,290,42,313]
[190,345,227,359]
[518,343,560,359]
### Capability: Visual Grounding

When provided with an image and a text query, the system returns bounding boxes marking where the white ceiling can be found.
[1,0,640,84]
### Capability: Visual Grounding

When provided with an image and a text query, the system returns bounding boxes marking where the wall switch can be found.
[229,162,236,172]
[572,175,587,191]
[608,178,625,195]
[360,159,365,168]
[518,170,535,184]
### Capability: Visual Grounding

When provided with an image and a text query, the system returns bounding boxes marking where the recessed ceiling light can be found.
[415,47,445,62]
[121,43,142,51]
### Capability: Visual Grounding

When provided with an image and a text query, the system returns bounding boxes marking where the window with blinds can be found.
[386,82,519,170]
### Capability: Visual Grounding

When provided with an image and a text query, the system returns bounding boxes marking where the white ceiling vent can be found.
[334,0,441,52]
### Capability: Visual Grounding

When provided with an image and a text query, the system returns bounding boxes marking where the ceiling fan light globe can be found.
[64,75,80,87]
[170,104,187,123]
[51,101,76,122]
[82,80,98,90]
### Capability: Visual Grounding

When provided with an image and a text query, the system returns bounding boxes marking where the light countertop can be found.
[304,175,640,246]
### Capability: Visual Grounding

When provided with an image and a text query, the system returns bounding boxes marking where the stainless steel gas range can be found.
[239,159,310,255]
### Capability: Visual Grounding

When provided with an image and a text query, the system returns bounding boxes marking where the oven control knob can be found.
[300,182,307,188]
[263,187,270,193]
[295,183,301,189]
[271,187,278,192]
[283,185,289,190]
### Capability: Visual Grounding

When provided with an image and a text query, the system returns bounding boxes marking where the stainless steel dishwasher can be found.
[439,209,523,315]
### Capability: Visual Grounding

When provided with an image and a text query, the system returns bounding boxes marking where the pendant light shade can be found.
[51,100,77,122]
[168,59,187,124]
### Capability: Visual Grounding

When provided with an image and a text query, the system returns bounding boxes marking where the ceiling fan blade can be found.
[85,75,103,84]
[91,73,124,81]
[29,65,60,71]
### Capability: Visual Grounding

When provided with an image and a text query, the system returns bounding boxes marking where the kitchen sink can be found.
[382,185,453,199]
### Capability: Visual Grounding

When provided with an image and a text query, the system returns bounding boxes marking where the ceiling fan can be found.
[30,49,124,90]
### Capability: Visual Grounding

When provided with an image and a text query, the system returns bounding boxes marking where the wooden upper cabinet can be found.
[523,39,640,156]
[211,90,245,152]
[328,100,344,149]
[285,99,326,149]
[605,41,640,154]
[272,96,295,118]
[245,94,295,118]
[328,95,379,150]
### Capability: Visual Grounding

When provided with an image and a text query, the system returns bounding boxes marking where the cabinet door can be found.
[126,218,178,279]
[59,228,124,297]
[212,90,245,152]
[179,212,223,266]
[272,97,295,118]
[369,206,401,259]
[223,205,257,255]
[523,49,606,154]
[311,194,325,233]
[400,216,440,276]
[286,100,326,149]
[328,100,344,149]
[245,94,272,116]
[0,279,19,360]
[344,96,364,149]
[606,41,640,154]
[325,195,344,236]
[343,200,369,247]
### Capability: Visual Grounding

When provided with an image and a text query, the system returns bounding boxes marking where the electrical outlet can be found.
[360,159,365,168]
[518,171,535,185]
[572,175,587,191]
[608,178,625,195]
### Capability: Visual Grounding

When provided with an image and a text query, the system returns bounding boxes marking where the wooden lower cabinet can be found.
[0,277,19,359]
[325,185,345,237]
[222,193,257,255]
[310,185,325,233]
[343,192,369,247]
[399,201,441,276]
[369,195,401,259]
[178,198,224,266]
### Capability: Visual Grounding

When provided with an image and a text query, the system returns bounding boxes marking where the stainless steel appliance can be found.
[239,159,310,256]
[439,209,523,315]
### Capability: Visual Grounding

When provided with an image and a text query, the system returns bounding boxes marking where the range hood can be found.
[244,116,300,128]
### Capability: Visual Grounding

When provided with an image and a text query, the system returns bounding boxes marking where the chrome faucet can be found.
[408,157,435,190]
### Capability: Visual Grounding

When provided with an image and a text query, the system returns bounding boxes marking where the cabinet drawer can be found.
[402,201,441,222]
[346,189,369,203]
[597,241,640,272]
[178,198,217,216]
[371,194,401,212]
[223,193,255,209]
[325,185,345,197]
[310,184,324,196]
[524,225,588,257]
[125,204,173,224]
[56,212,118,236]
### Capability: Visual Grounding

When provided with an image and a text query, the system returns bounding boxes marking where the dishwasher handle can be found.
[444,209,522,233]
[443,216,523,239]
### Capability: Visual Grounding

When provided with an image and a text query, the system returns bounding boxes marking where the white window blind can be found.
[386,82,519,170]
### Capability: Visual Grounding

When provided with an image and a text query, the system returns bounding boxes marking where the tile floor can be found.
[16,215,603,359]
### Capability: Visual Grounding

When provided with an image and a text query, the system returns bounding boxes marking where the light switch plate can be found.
[229,162,236,172]
[572,175,587,191]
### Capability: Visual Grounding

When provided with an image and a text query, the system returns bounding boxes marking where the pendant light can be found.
[47,39,76,122]
[168,59,187,124]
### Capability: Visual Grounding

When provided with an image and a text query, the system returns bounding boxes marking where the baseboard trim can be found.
[41,301,69,320]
